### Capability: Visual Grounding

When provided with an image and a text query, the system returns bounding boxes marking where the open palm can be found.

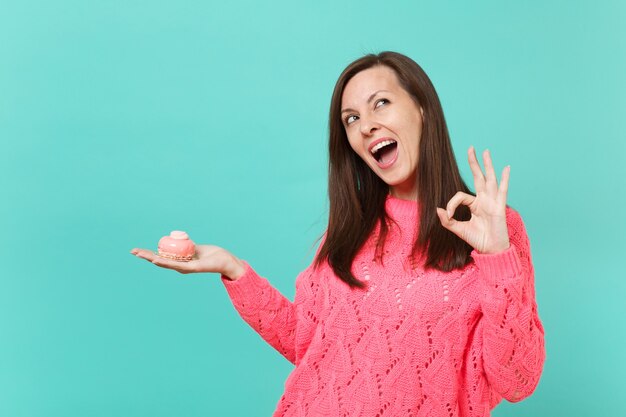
[131,244,246,279]
[436,146,511,254]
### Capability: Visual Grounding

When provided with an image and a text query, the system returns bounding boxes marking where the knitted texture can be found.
[222,196,545,417]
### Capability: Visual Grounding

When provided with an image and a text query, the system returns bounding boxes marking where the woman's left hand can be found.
[436,146,510,254]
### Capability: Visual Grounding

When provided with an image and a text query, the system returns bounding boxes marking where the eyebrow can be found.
[341,90,390,114]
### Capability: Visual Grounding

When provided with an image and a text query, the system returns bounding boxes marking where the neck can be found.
[390,183,417,200]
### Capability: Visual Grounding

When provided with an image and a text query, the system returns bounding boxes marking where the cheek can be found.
[406,117,423,145]
[346,135,363,156]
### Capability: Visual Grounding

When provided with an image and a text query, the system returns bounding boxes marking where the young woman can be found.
[131,51,545,416]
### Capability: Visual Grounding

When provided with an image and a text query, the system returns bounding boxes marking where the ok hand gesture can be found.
[436,147,511,254]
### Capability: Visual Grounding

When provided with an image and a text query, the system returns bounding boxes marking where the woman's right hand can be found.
[130,245,246,281]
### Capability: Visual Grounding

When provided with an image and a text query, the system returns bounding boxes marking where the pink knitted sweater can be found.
[222,196,545,417]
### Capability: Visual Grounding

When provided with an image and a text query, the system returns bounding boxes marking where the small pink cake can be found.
[158,231,196,261]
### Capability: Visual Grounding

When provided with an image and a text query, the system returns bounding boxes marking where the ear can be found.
[420,106,424,118]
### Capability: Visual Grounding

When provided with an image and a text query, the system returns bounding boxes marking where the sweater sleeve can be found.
[220,261,301,364]
[470,208,546,403]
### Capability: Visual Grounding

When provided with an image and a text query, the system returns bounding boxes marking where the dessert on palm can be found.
[158,231,195,261]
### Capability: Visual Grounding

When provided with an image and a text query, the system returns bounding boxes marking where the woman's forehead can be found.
[342,66,402,105]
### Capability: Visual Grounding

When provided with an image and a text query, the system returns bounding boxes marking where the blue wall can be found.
[1,1,624,416]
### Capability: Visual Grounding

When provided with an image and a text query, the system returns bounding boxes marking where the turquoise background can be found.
[1,0,625,416]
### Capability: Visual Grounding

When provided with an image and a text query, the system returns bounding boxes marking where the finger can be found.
[436,207,452,227]
[445,191,476,218]
[436,207,466,239]
[151,257,194,274]
[482,149,498,195]
[468,146,486,193]
[497,165,510,204]
[132,249,157,262]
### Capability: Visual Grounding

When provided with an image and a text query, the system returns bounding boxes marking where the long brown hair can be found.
[314,51,473,289]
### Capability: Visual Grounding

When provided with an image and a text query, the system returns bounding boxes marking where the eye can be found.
[375,98,389,108]
[345,114,359,125]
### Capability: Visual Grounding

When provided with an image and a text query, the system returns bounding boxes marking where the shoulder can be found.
[296,232,329,287]
[505,206,532,252]
[505,206,528,233]
[505,205,523,222]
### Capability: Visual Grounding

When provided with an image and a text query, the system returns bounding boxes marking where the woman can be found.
[131,51,545,416]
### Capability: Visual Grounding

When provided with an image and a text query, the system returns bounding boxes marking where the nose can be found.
[359,115,380,137]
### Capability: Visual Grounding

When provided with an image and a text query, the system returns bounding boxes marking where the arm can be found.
[436,148,545,402]
[471,208,546,402]
[221,262,302,364]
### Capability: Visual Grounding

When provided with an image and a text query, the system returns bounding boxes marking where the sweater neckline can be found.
[385,194,420,221]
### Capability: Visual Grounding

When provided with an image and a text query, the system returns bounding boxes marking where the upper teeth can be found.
[371,140,396,154]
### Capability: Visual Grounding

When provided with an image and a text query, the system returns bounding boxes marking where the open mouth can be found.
[370,139,398,166]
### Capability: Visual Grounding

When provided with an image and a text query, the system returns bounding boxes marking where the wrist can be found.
[479,238,510,255]
[479,245,509,255]
[223,257,246,281]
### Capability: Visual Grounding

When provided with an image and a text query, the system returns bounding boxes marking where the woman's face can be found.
[341,65,424,200]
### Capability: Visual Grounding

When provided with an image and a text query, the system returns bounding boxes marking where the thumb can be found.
[436,207,465,239]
